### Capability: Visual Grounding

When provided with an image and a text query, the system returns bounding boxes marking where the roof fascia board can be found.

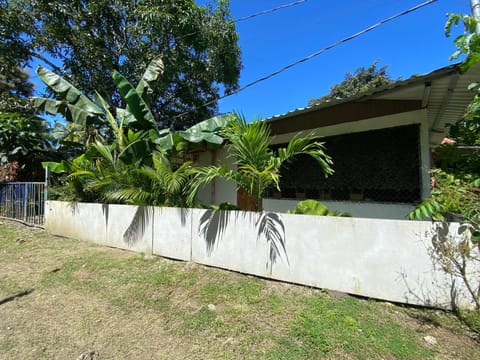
[266,63,460,123]
[268,99,422,135]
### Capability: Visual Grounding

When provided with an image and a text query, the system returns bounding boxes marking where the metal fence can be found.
[0,182,46,226]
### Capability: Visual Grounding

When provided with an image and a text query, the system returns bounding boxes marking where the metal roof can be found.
[265,63,480,146]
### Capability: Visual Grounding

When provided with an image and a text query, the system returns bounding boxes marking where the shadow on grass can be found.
[0,289,34,305]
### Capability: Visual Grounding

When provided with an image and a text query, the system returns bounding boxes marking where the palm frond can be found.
[104,187,159,206]
[165,161,193,195]
[136,166,162,184]
[275,133,334,176]
[188,165,237,206]
[237,163,279,197]
[93,142,117,170]
[224,115,272,169]
[69,169,97,179]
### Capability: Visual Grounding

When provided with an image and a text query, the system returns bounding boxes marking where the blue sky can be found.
[207,0,471,120]
[30,0,472,122]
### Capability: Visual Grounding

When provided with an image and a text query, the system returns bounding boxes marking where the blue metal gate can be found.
[0,182,46,226]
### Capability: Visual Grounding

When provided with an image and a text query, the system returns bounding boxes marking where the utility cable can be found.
[235,0,308,23]
[172,0,438,120]
[177,0,309,42]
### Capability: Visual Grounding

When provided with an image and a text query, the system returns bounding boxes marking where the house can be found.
[197,62,480,219]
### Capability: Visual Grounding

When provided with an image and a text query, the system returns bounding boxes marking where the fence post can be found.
[23,183,28,222]
[44,167,49,203]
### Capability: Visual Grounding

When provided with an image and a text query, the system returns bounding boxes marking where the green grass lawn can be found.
[1,219,479,359]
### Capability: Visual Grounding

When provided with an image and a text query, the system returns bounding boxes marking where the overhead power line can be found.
[235,0,308,23]
[177,1,309,42]
[233,0,438,95]
[173,0,438,121]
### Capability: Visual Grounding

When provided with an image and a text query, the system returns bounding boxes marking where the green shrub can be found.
[460,309,480,335]
[288,199,352,217]
[207,202,240,211]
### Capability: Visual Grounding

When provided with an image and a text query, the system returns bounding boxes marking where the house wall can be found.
[198,109,430,219]
[419,114,432,199]
[263,199,415,220]
[196,147,237,206]
[269,109,427,144]
[45,200,479,310]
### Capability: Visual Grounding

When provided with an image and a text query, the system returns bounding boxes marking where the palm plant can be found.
[53,127,189,207]
[103,151,194,207]
[189,114,334,211]
[61,138,144,203]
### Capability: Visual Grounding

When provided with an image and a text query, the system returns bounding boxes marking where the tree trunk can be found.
[237,187,262,211]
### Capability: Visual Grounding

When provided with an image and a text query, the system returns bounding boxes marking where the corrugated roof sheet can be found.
[265,64,460,122]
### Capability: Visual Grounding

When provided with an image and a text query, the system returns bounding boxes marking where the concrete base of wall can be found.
[45,201,478,310]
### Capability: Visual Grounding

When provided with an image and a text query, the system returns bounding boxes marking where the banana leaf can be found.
[35,66,103,120]
[136,56,164,96]
[32,98,100,126]
[153,131,175,151]
[116,108,137,126]
[178,114,232,144]
[42,160,70,174]
[112,71,157,130]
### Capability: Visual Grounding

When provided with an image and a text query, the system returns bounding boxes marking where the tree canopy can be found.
[1,0,242,129]
[308,60,394,106]
[0,44,52,181]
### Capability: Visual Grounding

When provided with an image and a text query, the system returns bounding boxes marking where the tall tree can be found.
[308,60,394,106]
[1,0,241,129]
[0,1,32,69]
[0,45,52,181]
[0,65,34,114]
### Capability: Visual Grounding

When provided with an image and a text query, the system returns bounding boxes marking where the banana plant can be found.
[33,57,165,144]
[37,57,234,206]
[32,67,104,127]
[33,56,232,153]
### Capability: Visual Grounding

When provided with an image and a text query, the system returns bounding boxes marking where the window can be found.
[271,124,421,203]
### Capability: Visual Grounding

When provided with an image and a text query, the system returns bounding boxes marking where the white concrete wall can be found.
[152,207,191,261]
[191,210,272,277]
[45,202,153,254]
[45,201,479,310]
[263,198,415,220]
[268,215,469,308]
